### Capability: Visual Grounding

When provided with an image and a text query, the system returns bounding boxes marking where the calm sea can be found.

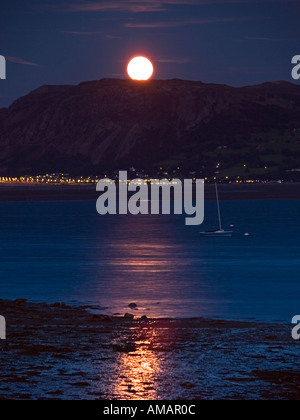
[0,198,299,322]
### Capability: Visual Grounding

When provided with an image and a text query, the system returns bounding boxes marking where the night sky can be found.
[1,0,300,108]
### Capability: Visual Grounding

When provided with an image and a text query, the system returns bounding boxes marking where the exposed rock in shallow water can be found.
[13,299,27,307]
[124,313,134,319]
[51,302,67,308]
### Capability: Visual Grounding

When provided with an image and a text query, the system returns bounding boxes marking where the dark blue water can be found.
[0,198,299,322]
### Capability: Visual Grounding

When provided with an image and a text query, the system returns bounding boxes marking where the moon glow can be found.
[127,56,154,81]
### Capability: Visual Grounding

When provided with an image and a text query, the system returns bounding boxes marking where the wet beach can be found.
[0,299,299,400]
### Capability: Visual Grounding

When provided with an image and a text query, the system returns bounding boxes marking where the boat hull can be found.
[200,230,233,237]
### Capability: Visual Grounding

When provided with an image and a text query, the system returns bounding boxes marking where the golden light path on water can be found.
[91,217,190,398]
[66,200,224,323]
[91,213,208,318]
[111,330,161,400]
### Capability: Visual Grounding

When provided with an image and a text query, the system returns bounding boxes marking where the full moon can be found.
[127,56,154,81]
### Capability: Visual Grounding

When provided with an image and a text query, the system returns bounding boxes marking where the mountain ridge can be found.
[0,79,300,178]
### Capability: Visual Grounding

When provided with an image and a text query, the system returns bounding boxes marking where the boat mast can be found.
[215,183,222,231]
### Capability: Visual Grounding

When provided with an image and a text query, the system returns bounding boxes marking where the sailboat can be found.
[200,183,233,237]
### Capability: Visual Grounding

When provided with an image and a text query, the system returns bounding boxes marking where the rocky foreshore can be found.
[0,299,299,400]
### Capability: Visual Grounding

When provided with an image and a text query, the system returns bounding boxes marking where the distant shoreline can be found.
[0,182,299,202]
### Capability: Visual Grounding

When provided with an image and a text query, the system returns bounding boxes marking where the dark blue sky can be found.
[0,0,300,107]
